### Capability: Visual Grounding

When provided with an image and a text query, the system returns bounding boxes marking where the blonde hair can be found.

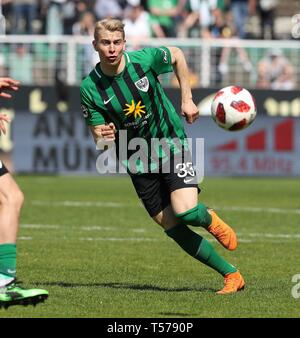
[94,18,125,40]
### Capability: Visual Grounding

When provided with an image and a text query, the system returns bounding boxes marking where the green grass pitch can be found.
[1,176,299,318]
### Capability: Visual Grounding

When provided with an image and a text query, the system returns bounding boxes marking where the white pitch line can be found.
[15,225,300,243]
[80,226,116,231]
[219,206,300,214]
[20,222,300,240]
[22,224,59,229]
[237,239,299,243]
[13,236,300,243]
[247,233,300,238]
[31,200,124,207]
[31,200,300,215]
[80,237,158,242]
[18,236,33,240]
[237,239,253,243]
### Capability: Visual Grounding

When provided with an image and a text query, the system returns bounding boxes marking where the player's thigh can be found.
[170,187,198,215]
[162,154,200,214]
[130,173,171,218]
[152,205,180,231]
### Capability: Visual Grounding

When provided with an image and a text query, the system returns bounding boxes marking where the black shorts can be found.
[130,167,200,218]
[0,160,9,176]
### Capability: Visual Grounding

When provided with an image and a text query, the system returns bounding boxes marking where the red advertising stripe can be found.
[246,130,266,151]
[274,119,294,152]
[214,140,238,151]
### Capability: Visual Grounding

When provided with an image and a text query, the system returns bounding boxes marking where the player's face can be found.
[93,30,125,67]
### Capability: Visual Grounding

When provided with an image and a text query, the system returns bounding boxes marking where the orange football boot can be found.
[216,271,245,295]
[207,209,238,251]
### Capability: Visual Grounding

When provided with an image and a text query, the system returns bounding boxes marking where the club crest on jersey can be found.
[135,77,149,92]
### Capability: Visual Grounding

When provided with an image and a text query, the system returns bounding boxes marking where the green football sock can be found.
[165,224,237,276]
[176,203,212,228]
[0,243,17,278]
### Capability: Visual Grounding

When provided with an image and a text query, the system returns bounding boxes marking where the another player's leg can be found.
[0,166,48,307]
[0,279,49,307]
[172,188,237,251]
[153,206,245,294]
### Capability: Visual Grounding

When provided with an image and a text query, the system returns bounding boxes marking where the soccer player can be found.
[0,77,48,307]
[80,19,245,294]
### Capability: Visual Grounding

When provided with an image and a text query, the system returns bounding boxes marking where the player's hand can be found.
[91,123,116,142]
[0,77,20,99]
[0,114,10,135]
[181,100,199,124]
[99,123,116,140]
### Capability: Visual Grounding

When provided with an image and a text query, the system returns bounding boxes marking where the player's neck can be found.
[100,55,125,77]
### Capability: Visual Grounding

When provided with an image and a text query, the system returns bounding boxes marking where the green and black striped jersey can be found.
[80,46,188,174]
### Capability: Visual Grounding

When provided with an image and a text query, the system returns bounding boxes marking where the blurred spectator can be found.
[123,0,151,49]
[202,6,233,39]
[62,1,92,35]
[170,66,200,87]
[256,49,295,90]
[94,0,123,20]
[61,0,77,35]
[229,0,256,39]
[9,44,33,84]
[178,0,218,38]
[0,1,6,34]
[72,11,95,36]
[45,0,66,35]
[257,0,277,39]
[147,0,182,37]
[200,7,252,79]
[12,0,37,34]
[73,11,97,77]
[0,55,6,76]
[201,7,233,84]
[218,9,253,74]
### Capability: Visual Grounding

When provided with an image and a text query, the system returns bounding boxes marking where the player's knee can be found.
[0,186,24,210]
[14,188,24,209]
[152,211,180,231]
[152,212,163,225]
[175,203,211,227]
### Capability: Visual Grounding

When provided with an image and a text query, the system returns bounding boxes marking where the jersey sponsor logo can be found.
[159,48,168,64]
[104,95,115,105]
[124,100,146,119]
[81,104,89,118]
[134,76,149,92]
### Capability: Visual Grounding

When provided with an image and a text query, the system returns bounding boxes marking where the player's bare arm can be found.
[0,77,20,99]
[89,123,116,144]
[168,46,199,124]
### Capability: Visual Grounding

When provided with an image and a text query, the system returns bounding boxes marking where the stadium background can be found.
[0,0,299,176]
[0,0,300,319]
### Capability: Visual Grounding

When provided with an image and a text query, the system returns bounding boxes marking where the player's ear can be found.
[92,40,97,51]
[123,40,126,50]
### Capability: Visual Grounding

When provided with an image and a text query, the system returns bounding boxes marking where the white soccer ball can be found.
[211,86,257,131]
